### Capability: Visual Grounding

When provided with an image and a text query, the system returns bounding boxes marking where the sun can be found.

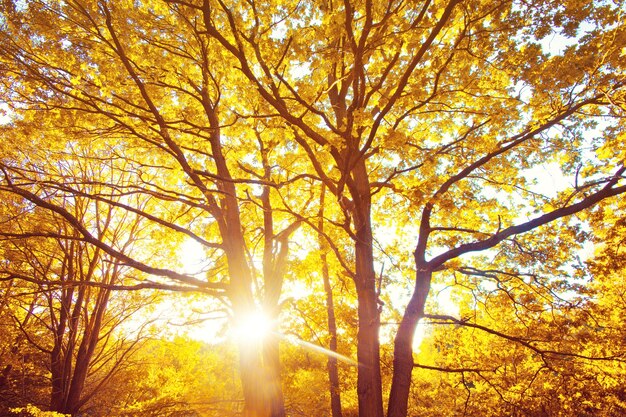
[231,309,274,345]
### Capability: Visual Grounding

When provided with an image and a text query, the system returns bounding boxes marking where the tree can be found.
[0,164,163,415]
[404,218,626,416]
[1,1,625,417]
[165,1,626,416]
[318,184,344,417]
[0,2,308,416]
[0,281,50,414]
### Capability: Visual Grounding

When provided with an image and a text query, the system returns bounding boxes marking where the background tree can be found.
[0,163,163,415]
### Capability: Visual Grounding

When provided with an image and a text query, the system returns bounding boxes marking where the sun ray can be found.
[229,308,359,366]
[282,334,360,367]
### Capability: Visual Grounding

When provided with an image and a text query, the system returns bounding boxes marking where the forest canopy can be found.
[0,0,625,416]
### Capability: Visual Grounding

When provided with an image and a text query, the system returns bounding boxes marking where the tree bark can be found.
[258,138,289,417]
[355,283,382,417]
[263,336,286,417]
[324,280,343,417]
[238,344,271,417]
[227,245,270,417]
[350,162,383,417]
[387,269,432,417]
[64,286,112,414]
[319,185,343,417]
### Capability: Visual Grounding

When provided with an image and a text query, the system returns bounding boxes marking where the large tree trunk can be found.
[235,303,284,417]
[354,271,382,417]
[387,269,432,417]
[263,336,286,417]
[64,343,90,415]
[238,345,271,417]
[50,315,69,412]
[350,163,384,417]
[228,249,271,417]
[64,287,112,415]
[206,108,283,417]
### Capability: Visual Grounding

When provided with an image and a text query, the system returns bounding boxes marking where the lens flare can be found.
[232,309,274,345]
[284,334,360,367]
[231,308,360,366]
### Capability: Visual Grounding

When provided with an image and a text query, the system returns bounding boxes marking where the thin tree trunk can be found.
[319,185,343,417]
[387,269,432,417]
[324,276,343,417]
[65,286,112,414]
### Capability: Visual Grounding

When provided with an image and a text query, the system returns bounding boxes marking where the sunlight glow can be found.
[232,309,274,345]
[284,280,312,301]
[229,309,361,366]
[412,320,427,353]
[178,238,207,275]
